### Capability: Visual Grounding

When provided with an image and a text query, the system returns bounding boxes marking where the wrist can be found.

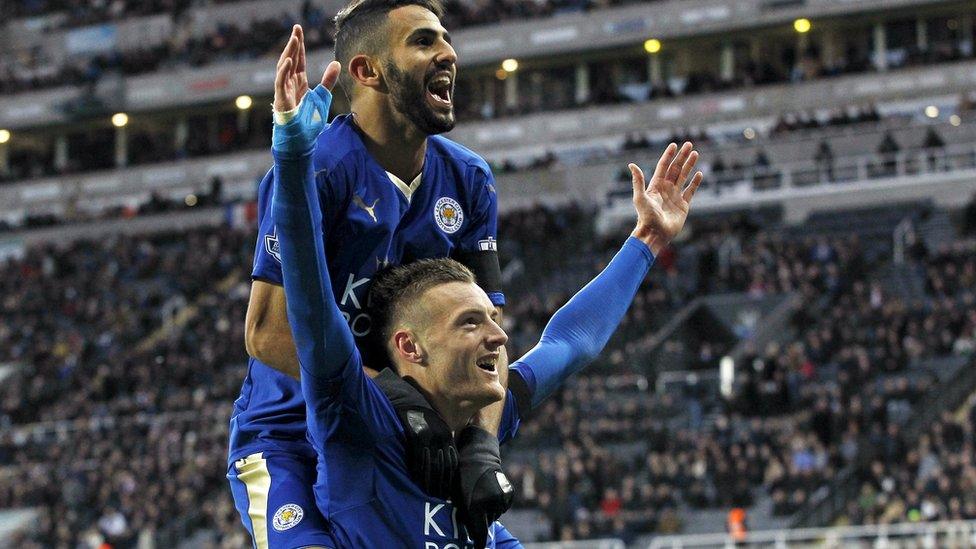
[631,227,667,256]
[272,121,315,157]
[273,103,300,125]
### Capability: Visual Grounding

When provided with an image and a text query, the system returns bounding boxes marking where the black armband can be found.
[452,249,503,297]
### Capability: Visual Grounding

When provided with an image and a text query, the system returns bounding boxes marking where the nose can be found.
[436,40,457,67]
[486,318,508,350]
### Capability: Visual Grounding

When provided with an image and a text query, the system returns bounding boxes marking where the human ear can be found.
[349,54,383,90]
[393,330,425,364]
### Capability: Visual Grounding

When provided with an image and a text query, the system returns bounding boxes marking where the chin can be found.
[463,383,505,409]
[482,381,506,404]
[416,109,455,136]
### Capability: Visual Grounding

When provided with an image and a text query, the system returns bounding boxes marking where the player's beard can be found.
[384,61,455,136]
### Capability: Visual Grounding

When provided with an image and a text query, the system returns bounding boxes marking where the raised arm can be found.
[510,142,703,410]
[271,25,349,380]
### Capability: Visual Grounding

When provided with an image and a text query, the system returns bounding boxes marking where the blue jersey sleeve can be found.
[456,165,505,307]
[253,165,342,285]
[511,237,655,409]
[252,168,283,284]
[272,149,355,382]
[271,147,400,444]
[497,388,521,445]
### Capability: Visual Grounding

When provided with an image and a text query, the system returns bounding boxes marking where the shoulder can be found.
[312,114,366,174]
[429,135,493,183]
[256,168,275,196]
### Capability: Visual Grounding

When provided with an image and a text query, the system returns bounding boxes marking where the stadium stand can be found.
[1,198,974,546]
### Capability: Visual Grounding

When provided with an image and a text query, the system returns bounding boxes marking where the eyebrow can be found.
[406,27,452,45]
[453,307,487,322]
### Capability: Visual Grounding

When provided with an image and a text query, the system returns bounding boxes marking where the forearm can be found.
[512,237,654,408]
[272,149,355,380]
[245,282,301,379]
[250,325,301,379]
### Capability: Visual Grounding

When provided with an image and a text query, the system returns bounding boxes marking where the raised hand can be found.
[271,25,342,156]
[629,142,704,255]
[274,25,340,113]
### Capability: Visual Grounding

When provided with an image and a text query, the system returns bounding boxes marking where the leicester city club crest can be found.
[434,197,463,234]
[272,503,304,532]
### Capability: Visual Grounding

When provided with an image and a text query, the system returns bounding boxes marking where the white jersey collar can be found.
[386,171,423,201]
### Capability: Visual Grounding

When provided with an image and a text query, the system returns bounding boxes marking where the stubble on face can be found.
[421,284,505,408]
[383,59,455,136]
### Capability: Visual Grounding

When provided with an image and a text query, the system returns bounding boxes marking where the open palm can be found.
[274,25,341,113]
[630,142,703,254]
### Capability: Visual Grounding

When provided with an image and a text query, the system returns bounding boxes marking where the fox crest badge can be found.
[434,197,463,234]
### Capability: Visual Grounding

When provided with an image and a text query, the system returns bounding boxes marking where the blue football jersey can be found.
[229,114,505,463]
[304,340,521,548]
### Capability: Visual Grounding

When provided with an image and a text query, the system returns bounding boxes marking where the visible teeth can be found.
[427,77,452,96]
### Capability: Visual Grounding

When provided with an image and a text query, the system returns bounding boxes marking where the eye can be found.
[416,36,432,46]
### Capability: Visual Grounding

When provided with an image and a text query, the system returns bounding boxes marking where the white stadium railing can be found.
[598,141,976,232]
[525,540,626,549]
[647,520,976,549]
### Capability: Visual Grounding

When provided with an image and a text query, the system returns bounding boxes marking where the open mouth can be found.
[426,75,453,108]
[476,356,497,373]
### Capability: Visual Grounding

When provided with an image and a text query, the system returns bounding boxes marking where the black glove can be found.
[397,405,458,500]
[373,369,458,500]
[454,426,515,549]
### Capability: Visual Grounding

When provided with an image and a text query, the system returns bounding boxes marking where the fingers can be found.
[275,30,299,93]
[629,163,645,197]
[653,143,678,181]
[275,57,292,98]
[666,142,694,183]
[321,60,342,90]
[678,150,699,187]
[422,447,432,492]
[295,25,306,76]
[278,29,300,70]
[682,171,704,203]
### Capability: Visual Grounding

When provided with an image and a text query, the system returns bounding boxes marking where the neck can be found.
[426,392,478,433]
[351,98,427,183]
[399,370,478,433]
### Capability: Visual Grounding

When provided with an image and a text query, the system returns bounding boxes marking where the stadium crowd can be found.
[0,227,252,547]
[0,0,657,94]
[2,0,974,123]
[846,406,976,525]
[3,0,655,33]
[0,227,250,423]
[1,198,973,546]
[505,370,938,541]
[499,226,976,541]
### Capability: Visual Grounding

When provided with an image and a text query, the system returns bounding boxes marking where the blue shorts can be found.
[227,450,336,549]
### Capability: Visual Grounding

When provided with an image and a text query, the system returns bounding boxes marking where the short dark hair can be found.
[333,0,445,99]
[365,258,474,368]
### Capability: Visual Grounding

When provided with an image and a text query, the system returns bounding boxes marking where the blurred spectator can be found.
[877,132,901,176]
[922,127,946,171]
[964,191,976,236]
[814,139,835,182]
